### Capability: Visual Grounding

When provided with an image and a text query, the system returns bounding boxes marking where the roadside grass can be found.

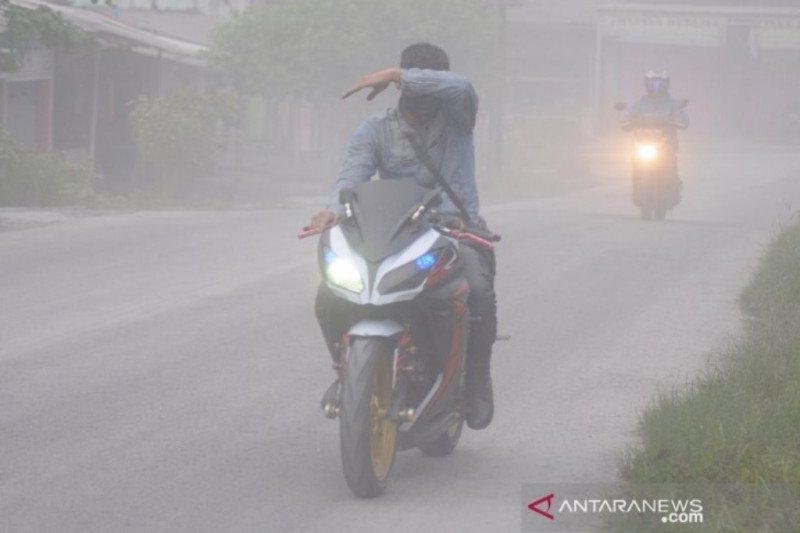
[612,221,800,531]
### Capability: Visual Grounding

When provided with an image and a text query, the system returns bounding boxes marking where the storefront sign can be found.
[600,9,800,51]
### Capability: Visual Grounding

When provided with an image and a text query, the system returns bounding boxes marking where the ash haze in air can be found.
[2,1,800,532]
[200,0,800,208]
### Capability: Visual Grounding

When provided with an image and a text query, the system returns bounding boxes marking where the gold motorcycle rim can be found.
[369,354,396,481]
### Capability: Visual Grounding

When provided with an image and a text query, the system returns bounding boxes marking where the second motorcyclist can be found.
[620,70,690,212]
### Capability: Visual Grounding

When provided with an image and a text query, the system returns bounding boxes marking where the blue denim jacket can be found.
[328,68,480,222]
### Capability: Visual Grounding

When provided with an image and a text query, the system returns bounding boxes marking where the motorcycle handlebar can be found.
[470,227,502,243]
[624,118,684,130]
[436,226,498,251]
[297,222,336,239]
[429,213,502,243]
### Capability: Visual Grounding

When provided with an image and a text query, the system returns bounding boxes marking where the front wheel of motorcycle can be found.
[340,337,397,498]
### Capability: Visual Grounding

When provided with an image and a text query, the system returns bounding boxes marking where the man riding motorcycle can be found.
[308,42,497,430]
[620,70,690,217]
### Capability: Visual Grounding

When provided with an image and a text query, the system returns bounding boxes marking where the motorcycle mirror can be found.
[678,98,689,109]
[613,102,628,111]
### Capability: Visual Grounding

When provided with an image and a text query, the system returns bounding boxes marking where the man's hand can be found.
[342,68,402,101]
[310,210,339,231]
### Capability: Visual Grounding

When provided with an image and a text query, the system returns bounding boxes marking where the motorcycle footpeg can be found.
[397,408,415,422]
[320,380,341,419]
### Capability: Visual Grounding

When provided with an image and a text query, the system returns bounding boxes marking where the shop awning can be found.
[11,0,208,65]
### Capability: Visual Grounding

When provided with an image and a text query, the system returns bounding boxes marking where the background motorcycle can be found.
[299,180,498,498]
[615,100,688,221]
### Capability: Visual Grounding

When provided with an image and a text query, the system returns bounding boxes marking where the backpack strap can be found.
[405,133,472,224]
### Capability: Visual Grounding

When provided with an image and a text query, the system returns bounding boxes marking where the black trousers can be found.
[315,244,497,379]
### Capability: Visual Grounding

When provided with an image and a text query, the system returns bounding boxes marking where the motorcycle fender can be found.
[347,319,404,338]
[345,321,403,390]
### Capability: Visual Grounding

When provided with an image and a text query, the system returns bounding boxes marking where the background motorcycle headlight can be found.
[325,253,364,293]
[636,143,658,162]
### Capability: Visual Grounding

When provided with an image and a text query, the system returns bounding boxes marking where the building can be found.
[506,0,800,139]
[0,0,209,189]
[596,2,800,136]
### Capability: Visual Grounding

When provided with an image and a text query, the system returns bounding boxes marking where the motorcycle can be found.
[299,179,498,498]
[616,100,688,220]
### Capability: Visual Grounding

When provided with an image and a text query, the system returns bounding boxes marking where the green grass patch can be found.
[614,222,800,531]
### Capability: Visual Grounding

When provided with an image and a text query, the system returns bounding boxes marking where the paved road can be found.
[1,145,799,532]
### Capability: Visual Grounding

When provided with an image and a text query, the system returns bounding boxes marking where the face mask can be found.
[400,94,442,124]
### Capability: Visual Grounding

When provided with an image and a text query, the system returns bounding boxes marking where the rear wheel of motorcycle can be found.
[340,338,397,498]
[640,207,653,221]
[654,207,666,220]
[418,416,464,457]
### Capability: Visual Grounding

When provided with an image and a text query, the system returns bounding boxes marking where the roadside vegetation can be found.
[1,0,499,210]
[614,221,800,530]
[0,125,93,207]
[128,88,239,205]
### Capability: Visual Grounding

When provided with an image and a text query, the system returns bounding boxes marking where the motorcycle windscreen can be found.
[340,179,433,263]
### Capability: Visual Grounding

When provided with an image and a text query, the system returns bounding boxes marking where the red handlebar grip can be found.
[297,223,337,239]
[442,228,495,251]
[460,232,495,250]
[297,227,319,239]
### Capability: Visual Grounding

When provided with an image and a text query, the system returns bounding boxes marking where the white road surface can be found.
[1,144,799,532]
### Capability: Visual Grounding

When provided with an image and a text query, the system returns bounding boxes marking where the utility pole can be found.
[495,1,506,174]
[488,0,508,178]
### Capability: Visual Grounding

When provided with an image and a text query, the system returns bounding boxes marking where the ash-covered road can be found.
[1,145,799,532]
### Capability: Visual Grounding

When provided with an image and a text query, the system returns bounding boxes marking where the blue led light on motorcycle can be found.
[416,252,437,271]
[377,247,453,294]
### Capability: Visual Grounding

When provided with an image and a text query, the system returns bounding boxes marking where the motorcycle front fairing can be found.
[317,179,463,307]
[320,225,454,306]
[317,180,468,439]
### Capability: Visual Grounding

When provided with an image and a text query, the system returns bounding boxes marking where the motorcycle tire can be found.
[418,416,464,457]
[655,207,666,220]
[640,207,653,221]
[340,337,397,498]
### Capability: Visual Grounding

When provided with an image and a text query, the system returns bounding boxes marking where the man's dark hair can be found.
[400,42,450,71]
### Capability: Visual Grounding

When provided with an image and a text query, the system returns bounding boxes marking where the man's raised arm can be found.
[400,68,478,133]
[342,67,478,133]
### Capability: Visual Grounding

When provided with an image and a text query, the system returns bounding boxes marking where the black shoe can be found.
[466,375,494,430]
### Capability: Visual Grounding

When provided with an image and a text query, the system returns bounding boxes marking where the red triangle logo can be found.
[528,493,555,520]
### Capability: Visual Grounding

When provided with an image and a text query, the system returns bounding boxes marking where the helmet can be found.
[644,70,670,96]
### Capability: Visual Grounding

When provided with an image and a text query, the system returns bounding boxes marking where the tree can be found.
[207,0,499,100]
[129,88,237,197]
[206,0,500,161]
[0,0,93,72]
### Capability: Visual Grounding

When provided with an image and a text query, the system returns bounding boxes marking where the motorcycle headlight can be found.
[324,249,364,293]
[636,143,658,162]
